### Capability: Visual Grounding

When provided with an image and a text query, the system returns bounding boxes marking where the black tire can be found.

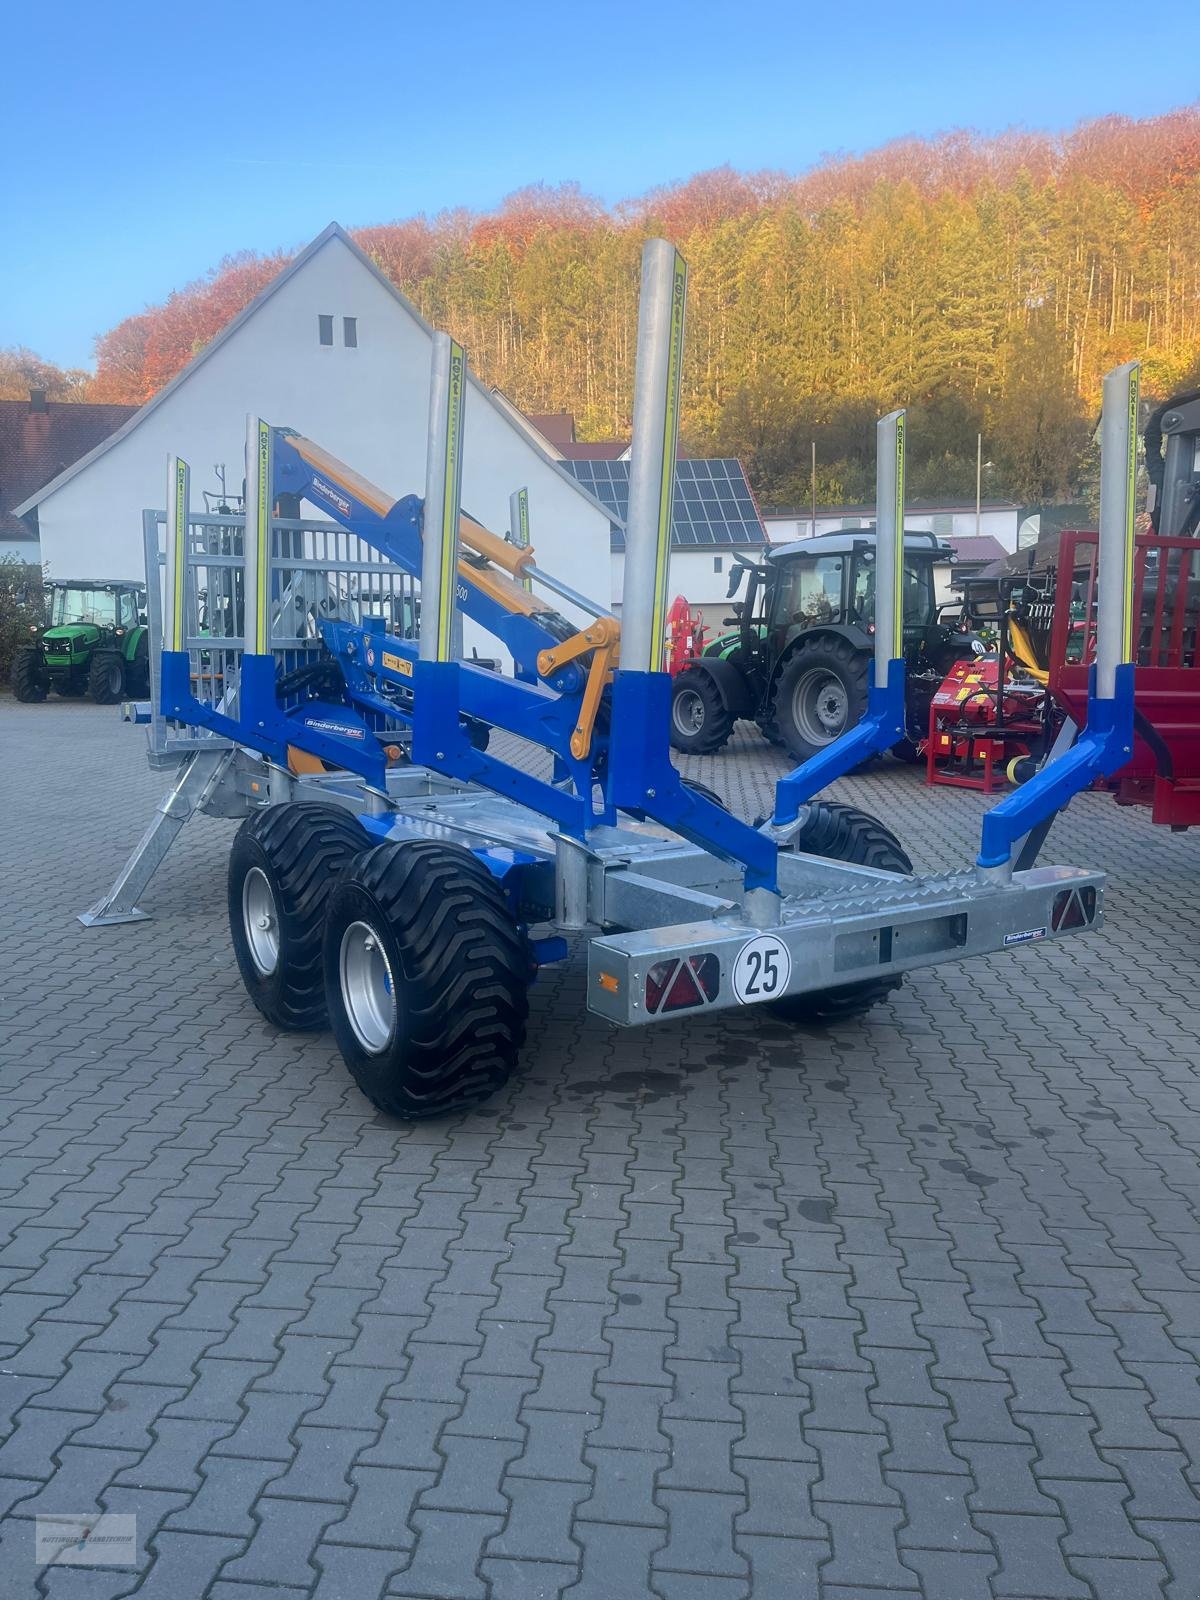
[88,651,125,705]
[10,648,47,702]
[679,777,727,811]
[128,631,151,697]
[463,716,491,751]
[323,839,531,1120]
[891,738,924,764]
[228,803,371,1031]
[771,638,870,762]
[770,802,912,1024]
[670,668,736,755]
[621,775,729,823]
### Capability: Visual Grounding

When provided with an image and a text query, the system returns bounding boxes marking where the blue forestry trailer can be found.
[81,242,1138,1119]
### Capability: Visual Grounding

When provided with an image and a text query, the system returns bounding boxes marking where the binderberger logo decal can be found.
[312,475,352,518]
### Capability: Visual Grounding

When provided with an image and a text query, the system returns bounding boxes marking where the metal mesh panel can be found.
[141,510,418,757]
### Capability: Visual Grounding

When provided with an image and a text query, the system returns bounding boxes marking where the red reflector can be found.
[646,960,677,1013]
[1052,888,1096,931]
[645,954,719,1015]
[662,962,703,1012]
[690,953,719,1001]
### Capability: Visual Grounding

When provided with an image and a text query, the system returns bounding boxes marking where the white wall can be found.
[611,546,755,609]
[766,507,1019,552]
[610,546,756,640]
[33,235,612,653]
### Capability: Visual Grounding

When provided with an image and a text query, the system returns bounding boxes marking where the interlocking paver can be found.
[5,705,1200,1599]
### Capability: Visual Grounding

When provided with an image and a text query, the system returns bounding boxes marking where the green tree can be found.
[987,314,1090,503]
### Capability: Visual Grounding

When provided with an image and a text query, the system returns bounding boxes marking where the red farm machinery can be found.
[949,386,1200,829]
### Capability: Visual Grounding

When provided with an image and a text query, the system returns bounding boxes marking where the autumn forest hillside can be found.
[6,107,1200,508]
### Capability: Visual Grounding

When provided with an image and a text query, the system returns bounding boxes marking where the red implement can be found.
[1049,532,1200,828]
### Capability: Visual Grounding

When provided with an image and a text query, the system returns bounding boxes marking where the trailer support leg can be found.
[78,748,235,927]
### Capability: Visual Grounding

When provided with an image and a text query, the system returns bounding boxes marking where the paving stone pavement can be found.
[2,696,1200,1600]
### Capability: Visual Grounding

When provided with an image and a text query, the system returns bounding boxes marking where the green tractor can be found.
[670,530,980,761]
[11,579,151,705]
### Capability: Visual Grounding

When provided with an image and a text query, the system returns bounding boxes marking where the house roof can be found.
[559,440,630,461]
[15,224,617,529]
[525,413,576,447]
[514,407,698,463]
[2,398,137,538]
[945,534,1007,563]
[562,458,766,551]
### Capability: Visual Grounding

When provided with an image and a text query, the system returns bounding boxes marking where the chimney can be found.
[29,390,47,413]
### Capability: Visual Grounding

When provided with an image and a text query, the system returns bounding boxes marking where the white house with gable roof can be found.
[17,224,615,655]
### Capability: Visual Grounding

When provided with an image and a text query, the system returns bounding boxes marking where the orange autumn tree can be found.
[82,105,1200,501]
[92,252,287,404]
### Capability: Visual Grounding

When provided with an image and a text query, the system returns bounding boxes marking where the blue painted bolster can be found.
[160,649,387,786]
[606,671,778,891]
[976,662,1136,868]
[773,659,907,824]
[409,660,586,832]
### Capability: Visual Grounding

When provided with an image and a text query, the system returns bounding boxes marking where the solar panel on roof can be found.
[563,457,764,551]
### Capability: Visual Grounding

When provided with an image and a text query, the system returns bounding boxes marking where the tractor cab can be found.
[674,529,965,761]
[763,532,942,652]
[46,581,144,636]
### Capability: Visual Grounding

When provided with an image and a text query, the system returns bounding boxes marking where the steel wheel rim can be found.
[672,688,705,736]
[339,920,397,1055]
[792,668,848,745]
[242,867,280,976]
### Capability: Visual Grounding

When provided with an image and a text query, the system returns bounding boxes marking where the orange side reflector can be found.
[598,972,620,994]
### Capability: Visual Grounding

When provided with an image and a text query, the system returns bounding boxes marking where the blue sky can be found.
[5,0,1194,370]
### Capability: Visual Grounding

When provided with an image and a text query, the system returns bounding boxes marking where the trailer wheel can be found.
[621,775,728,822]
[88,651,125,705]
[10,648,47,702]
[228,803,371,1030]
[772,638,869,762]
[323,839,531,1120]
[770,801,912,1023]
[670,668,735,755]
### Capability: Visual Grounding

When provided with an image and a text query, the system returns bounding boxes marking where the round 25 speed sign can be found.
[732,934,792,1005]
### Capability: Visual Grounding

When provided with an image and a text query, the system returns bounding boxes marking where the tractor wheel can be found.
[127,632,151,698]
[670,668,735,755]
[770,802,912,1024]
[10,647,47,702]
[771,638,869,762]
[228,803,371,1031]
[88,651,125,705]
[891,738,924,764]
[323,839,531,1120]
